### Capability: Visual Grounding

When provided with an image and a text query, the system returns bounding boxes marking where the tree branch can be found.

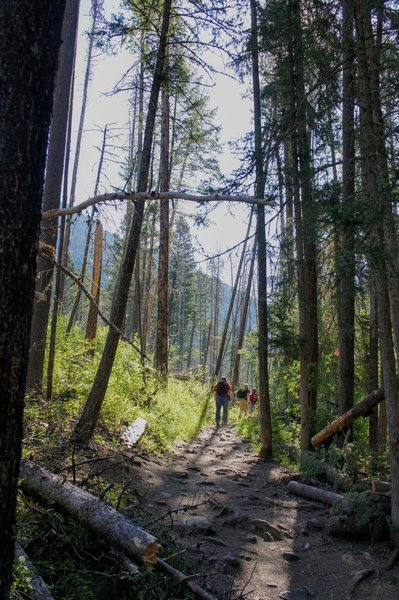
[42,191,274,220]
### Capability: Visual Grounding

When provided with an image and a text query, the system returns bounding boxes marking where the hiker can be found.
[249,387,258,414]
[236,383,250,417]
[213,376,234,428]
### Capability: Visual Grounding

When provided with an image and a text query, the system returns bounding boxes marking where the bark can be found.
[289,0,319,450]
[73,0,172,443]
[369,276,379,450]
[26,0,80,393]
[85,220,103,344]
[0,2,66,596]
[154,67,170,379]
[355,0,399,546]
[311,389,384,448]
[19,460,160,565]
[287,480,343,506]
[250,0,272,458]
[338,0,356,441]
[46,84,74,402]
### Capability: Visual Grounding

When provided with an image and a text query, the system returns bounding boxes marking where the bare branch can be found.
[42,191,274,220]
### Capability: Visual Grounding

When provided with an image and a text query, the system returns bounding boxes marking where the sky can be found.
[72,0,257,282]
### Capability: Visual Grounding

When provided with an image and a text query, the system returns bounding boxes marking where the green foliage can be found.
[25,316,213,457]
[11,556,34,599]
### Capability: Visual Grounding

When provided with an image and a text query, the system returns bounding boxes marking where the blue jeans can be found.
[215,396,229,425]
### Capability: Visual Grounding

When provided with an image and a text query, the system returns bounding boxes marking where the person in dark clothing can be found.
[213,376,234,427]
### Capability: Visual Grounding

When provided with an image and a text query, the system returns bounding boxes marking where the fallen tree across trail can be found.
[19,459,160,566]
[311,388,384,448]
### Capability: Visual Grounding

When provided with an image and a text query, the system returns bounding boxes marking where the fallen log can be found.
[287,480,343,506]
[311,388,384,448]
[19,459,160,566]
[15,543,55,600]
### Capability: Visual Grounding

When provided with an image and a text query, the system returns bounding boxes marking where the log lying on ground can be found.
[287,480,344,506]
[19,459,160,565]
[15,543,55,600]
[311,388,384,448]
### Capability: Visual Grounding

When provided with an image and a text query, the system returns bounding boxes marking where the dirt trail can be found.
[123,425,398,600]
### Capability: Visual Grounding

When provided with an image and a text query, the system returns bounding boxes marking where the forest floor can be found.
[103,422,399,600]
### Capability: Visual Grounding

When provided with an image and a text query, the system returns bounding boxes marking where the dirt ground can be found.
[117,424,399,600]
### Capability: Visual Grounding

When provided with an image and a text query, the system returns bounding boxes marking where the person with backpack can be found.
[249,387,258,414]
[236,383,250,417]
[213,376,234,428]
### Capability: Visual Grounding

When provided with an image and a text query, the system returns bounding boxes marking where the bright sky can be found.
[72,0,256,281]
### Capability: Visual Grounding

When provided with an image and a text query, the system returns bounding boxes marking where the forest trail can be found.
[116,424,399,600]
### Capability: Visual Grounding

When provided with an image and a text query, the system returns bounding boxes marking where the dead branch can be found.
[42,191,274,221]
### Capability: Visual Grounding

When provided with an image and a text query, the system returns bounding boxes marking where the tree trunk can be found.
[369,276,379,450]
[250,0,272,458]
[60,0,102,305]
[337,0,356,443]
[73,0,172,443]
[288,0,318,450]
[19,460,160,565]
[231,240,256,389]
[154,71,170,378]
[0,2,66,595]
[26,0,80,393]
[85,220,103,345]
[355,0,399,545]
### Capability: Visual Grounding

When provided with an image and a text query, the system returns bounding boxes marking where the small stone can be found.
[223,553,240,568]
[282,550,300,562]
[266,582,278,588]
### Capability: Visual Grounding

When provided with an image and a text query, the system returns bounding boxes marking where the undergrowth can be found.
[18,319,213,599]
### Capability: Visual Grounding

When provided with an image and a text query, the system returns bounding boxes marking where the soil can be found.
[97,425,399,599]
